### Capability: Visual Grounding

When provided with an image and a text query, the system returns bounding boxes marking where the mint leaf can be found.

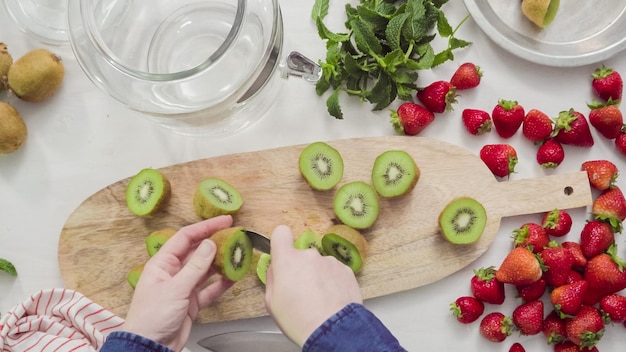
[0,258,17,276]
[385,12,409,51]
[402,0,427,42]
[367,72,396,110]
[436,9,453,37]
[311,0,329,20]
[350,18,383,55]
[316,17,350,42]
[326,89,343,119]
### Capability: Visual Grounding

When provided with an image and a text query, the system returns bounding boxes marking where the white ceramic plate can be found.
[463,0,626,67]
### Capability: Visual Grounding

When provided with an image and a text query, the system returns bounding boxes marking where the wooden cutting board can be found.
[58,136,592,323]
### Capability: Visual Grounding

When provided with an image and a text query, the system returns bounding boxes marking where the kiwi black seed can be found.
[294,230,326,255]
[299,141,344,191]
[211,227,253,281]
[256,253,271,285]
[193,178,243,219]
[333,181,380,229]
[145,228,177,257]
[125,168,171,217]
[371,150,420,198]
[321,224,368,273]
[438,197,487,245]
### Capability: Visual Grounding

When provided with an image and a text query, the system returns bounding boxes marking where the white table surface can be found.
[1,2,625,351]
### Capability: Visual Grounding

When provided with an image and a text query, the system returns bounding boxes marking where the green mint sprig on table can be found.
[311,0,471,119]
[0,258,17,276]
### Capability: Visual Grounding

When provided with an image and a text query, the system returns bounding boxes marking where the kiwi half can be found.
[127,264,144,289]
[193,178,243,219]
[333,181,380,229]
[299,142,344,191]
[145,228,177,257]
[211,227,253,281]
[125,168,171,217]
[371,150,420,198]
[294,230,326,255]
[521,0,560,28]
[321,225,368,273]
[256,253,271,285]
[438,197,487,245]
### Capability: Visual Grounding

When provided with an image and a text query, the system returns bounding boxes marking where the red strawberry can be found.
[599,293,626,323]
[522,108,553,142]
[471,266,505,304]
[541,209,573,237]
[495,247,543,285]
[462,108,491,135]
[450,62,482,90]
[591,186,626,233]
[564,270,584,285]
[390,102,435,136]
[581,159,619,191]
[450,296,485,324]
[553,109,594,147]
[516,278,547,302]
[592,65,623,102]
[492,99,525,138]
[512,222,549,254]
[539,242,575,287]
[550,280,588,317]
[616,128,626,156]
[565,305,605,349]
[512,300,544,335]
[508,342,525,352]
[554,341,599,352]
[561,241,587,269]
[479,312,512,342]
[583,244,626,305]
[579,220,615,259]
[479,144,518,178]
[587,100,624,139]
[536,138,564,168]
[416,80,457,113]
[543,310,567,344]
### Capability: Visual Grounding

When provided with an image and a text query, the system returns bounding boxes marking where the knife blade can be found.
[197,331,299,352]
[244,229,271,253]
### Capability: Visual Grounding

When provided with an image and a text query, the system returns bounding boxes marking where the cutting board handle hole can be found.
[564,186,574,196]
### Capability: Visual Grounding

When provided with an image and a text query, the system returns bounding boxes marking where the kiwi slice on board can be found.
[127,264,144,289]
[193,178,243,219]
[145,228,177,257]
[299,142,344,191]
[438,197,487,245]
[371,150,420,198]
[125,168,171,217]
[256,253,271,285]
[333,181,380,229]
[321,225,368,273]
[211,227,253,281]
[294,230,325,255]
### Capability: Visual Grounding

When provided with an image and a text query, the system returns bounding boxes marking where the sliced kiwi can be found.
[145,228,177,257]
[294,230,325,255]
[438,197,487,245]
[371,150,420,198]
[211,227,253,281]
[299,142,344,191]
[321,225,368,273]
[126,264,144,289]
[125,168,171,217]
[333,181,380,229]
[256,253,271,285]
[193,178,243,219]
[521,0,560,28]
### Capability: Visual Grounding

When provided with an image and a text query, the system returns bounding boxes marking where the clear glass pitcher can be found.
[4,0,69,45]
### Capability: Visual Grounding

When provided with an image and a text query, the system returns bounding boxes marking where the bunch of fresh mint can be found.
[312,0,470,119]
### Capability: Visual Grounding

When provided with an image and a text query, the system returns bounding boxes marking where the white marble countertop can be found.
[1,1,625,351]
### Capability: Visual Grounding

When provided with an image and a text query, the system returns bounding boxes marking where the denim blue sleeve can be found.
[100,331,174,352]
[302,303,407,352]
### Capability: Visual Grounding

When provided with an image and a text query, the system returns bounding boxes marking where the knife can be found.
[244,229,271,253]
[197,331,299,352]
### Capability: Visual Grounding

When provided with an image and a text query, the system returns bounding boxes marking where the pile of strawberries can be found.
[449,160,626,351]
[390,63,626,179]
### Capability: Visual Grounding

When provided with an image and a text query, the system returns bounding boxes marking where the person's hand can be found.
[122,215,235,352]
[264,225,363,346]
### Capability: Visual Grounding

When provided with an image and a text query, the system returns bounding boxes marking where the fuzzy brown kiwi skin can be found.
[324,224,368,270]
[0,42,12,91]
[210,226,251,281]
[8,48,65,102]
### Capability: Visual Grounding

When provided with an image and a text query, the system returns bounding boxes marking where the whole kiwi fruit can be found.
[0,42,12,91]
[0,102,27,154]
[8,48,65,102]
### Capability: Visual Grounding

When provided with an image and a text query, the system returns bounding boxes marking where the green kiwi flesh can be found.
[438,197,487,245]
[127,264,144,289]
[371,150,420,198]
[294,230,325,255]
[125,168,171,217]
[145,228,177,257]
[321,225,367,273]
[299,142,344,191]
[212,227,253,281]
[193,178,243,219]
[256,253,271,285]
[333,181,380,229]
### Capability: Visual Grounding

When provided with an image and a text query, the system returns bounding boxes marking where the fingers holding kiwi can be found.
[322,225,368,273]
[211,227,253,282]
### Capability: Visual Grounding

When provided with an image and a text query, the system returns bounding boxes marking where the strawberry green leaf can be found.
[0,258,17,276]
